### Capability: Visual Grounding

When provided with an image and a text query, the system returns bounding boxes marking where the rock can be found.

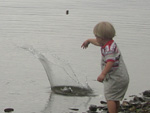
[4,108,14,112]
[143,90,150,100]
[69,107,79,111]
[133,96,145,102]
[143,90,150,97]
[102,106,108,111]
[87,110,98,113]
[85,90,150,113]
[97,106,105,110]
[129,106,136,112]
[122,101,131,107]
[89,105,97,112]
[66,10,69,15]
[100,101,107,104]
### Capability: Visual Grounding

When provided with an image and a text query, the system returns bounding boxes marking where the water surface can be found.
[0,0,150,113]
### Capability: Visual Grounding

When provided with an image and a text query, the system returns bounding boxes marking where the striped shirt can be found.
[101,40,120,70]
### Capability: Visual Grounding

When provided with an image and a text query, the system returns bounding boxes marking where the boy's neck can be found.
[102,39,112,46]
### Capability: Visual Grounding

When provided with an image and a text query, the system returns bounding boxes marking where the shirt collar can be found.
[101,40,114,48]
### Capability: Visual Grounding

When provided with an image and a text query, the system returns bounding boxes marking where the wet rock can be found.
[133,96,145,102]
[97,106,105,111]
[69,107,79,111]
[121,101,131,107]
[100,101,107,104]
[89,105,97,112]
[87,111,98,113]
[4,108,14,112]
[129,106,136,112]
[120,91,150,113]
[66,10,69,15]
[85,90,150,113]
[129,95,137,97]
[143,90,150,101]
[102,106,108,111]
[143,90,150,97]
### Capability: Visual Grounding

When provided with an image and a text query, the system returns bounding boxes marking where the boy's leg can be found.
[116,101,120,112]
[107,100,118,113]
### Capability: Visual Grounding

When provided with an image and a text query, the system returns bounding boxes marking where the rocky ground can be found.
[86,90,150,113]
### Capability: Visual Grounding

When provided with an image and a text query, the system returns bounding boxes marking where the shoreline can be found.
[86,90,150,113]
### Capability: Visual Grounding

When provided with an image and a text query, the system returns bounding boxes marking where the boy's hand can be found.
[81,40,90,49]
[97,73,105,82]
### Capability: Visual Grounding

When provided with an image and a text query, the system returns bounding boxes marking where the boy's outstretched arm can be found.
[81,38,100,49]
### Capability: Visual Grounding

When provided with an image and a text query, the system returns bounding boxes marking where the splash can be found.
[19,45,93,96]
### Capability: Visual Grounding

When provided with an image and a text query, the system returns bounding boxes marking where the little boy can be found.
[81,22,129,113]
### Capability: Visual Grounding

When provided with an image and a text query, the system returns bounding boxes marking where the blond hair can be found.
[93,22,116,39]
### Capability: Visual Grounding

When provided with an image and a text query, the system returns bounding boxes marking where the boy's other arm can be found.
[81,38,100,49]
[97,61,114,82]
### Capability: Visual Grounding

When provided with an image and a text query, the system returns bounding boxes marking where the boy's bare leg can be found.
[107,100,118,113]
[115,101,120,113]
[116,101,120,112]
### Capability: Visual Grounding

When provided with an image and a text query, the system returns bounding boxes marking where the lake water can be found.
[0,0,150,113]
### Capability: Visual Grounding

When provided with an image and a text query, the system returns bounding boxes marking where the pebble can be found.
[4,108,14,112]
[66,10,69,15]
